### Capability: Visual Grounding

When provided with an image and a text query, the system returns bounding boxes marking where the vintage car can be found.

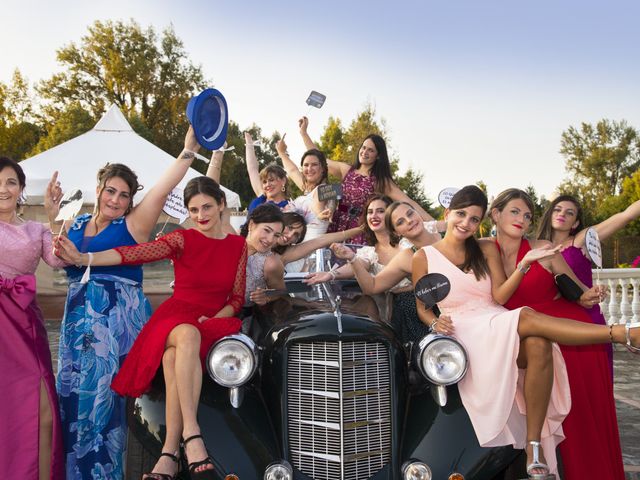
[125,248,530,480]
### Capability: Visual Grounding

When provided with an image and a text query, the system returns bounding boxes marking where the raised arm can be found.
[206,143,226,183]
[385,181,435,222]
[280,226,362,264]
[275,134,305,191]
[299,116,349,179]
[574,198,640,247]
[245,132,263,197]
[126,127,198,242]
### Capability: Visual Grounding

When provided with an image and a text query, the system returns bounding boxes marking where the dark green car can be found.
[125,250,528,480]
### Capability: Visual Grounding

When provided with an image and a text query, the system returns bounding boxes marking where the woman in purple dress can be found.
[0,157,65,480]
[298,116,435,244]
[537,194,640,375]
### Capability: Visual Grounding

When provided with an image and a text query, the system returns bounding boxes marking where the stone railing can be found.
[594,268,640,324]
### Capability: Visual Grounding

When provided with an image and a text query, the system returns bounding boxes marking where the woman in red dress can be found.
[54,176,246,480]
[490,188,625,480]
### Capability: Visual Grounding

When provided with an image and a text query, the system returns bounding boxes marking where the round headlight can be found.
[402,461,432,480]
[264,460,293,480]
[207,335,257,387]
[419,336,467,386]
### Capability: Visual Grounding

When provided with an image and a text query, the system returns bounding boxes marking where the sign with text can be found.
[415,273,451,309]
[438,187,459,209]
[306,90,327,109]
[163,188,189,224]
[317,183,342,202]
[585,227,603,268]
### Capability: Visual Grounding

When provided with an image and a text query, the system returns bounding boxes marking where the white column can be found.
[631,279,640,323]
[608,278,620,324]
[619,279,631,324]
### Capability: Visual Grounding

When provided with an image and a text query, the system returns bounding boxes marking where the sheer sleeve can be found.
[115,230,185,265]
[40,226,67,268]
[227,241,248,315]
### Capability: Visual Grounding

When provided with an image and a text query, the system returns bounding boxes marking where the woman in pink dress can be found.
[536,194,640,375]
[0,157,65,480]
[412,185,638,479]
[298,116,435,244]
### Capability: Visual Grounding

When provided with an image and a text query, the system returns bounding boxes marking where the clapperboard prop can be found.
[317,184,343,202]
[414,273,451,309]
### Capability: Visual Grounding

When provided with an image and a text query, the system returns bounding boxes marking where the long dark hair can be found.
[95,163,143,217]
[361,194,399,246]
[449,185,490,280]
[300,149,328,191]
[184,177,226,214]
[537,194,584,241]
[354,134,393,193]
[0,157,26,207]
[240,203,284,238]
[272,212,307,254]
[384,201,413,236]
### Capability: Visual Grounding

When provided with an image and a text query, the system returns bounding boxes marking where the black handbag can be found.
[554,274,584,302]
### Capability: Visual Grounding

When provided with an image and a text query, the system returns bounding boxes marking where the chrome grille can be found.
[287,341,391,480]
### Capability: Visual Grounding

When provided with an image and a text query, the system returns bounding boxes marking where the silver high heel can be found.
[526,441,550,480]
[626,322,640,354]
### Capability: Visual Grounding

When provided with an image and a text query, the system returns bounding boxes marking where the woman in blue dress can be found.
[54,128,199,480]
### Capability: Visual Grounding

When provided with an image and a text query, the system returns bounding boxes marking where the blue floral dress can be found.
[56,214,151,480]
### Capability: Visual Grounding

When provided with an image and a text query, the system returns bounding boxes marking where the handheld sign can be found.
[317,184,343,202]
[585,227,602,268]
[415,273,451,309]
[306,91,326,109]
[438,187,459,209]
[162,188,189,224]
[55,189,83,222]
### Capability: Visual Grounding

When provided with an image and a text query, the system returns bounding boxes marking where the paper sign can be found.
[163,188,189,224]
[306,91,327,109]
[55,189,83,221]
[415,273,451,309]
[438,187,459,209]
[585,227,602,268]
[317,184,343,202]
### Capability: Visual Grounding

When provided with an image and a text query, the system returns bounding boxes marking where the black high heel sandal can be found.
[142,451,179,480]
[183,434,216,479]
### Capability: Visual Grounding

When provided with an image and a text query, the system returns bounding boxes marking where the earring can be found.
[281,186,286,192]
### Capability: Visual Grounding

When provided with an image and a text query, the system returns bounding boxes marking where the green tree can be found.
[598,170,640,237]
[524,184,549,231]
[30,103,94,155]
[0,70,41,159]
[559,119,640,216]
[38,19,207,157]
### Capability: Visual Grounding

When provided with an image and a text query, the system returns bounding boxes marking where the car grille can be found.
[287,341,391,480]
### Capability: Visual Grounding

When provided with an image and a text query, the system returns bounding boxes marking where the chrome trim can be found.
[206,333,258,388]
[432,384,447,407]
[229,386,243,408]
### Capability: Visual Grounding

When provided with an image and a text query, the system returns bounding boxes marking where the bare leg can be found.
[38,380,53,480]
[143,347,181,479]
[518,307,637,346]
[166,324,212,474]
[516,336,553,474]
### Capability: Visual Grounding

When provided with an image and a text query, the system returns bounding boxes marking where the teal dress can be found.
[56,214,151,480]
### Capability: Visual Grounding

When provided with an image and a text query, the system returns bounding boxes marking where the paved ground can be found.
[46,321,640,479]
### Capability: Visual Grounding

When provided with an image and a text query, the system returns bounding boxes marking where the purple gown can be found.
[562,245,614,376]
[0,221,65,479]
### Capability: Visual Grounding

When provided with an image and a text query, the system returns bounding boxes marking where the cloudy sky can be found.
[3,0,639,199]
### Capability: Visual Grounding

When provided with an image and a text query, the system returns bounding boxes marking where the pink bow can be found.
[0,274,37,310]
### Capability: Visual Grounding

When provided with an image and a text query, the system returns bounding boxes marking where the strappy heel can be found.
[183,434,216,479]
[526,441,550,480]
[142,451,179,480]
[625,322,640,354]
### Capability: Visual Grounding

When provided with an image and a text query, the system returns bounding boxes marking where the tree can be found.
[30,103,94,155]
[559,119,640,216]
[0,70,41,159]
[598,169,640,237]
[38,20,208,157]
[524,184,549,231]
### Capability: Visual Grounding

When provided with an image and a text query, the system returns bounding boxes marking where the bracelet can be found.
[517,261,531,274]
[329,269,337,282]
[430,319,439,331]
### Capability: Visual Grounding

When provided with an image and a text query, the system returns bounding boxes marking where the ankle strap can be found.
[159,452,178,463]
[183,434,203,445]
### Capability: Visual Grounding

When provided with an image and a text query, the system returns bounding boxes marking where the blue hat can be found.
[186,88,229,151]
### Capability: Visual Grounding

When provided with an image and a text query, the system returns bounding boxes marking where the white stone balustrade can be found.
[593,268,640,324]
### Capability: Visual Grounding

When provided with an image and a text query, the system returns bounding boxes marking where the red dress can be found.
[111,229,247,397]
[502,240,624,480]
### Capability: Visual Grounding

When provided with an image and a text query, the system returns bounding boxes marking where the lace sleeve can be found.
[226,241,248,315]
[115,230,185,265]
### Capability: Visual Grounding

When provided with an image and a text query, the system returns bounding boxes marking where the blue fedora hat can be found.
[186,88,229,151]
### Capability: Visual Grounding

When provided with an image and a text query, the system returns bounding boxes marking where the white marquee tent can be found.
[20,105,241,209]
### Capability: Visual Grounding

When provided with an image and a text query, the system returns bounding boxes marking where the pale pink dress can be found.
[423,246,571,475]
[0,221,65,479]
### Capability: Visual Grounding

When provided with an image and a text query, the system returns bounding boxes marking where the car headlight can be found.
[264,460,293,480]
[402,460,432,480]
[207,334,257,387]
[415,334,468,386]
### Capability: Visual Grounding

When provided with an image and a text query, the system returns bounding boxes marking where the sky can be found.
[3,0,640,201]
